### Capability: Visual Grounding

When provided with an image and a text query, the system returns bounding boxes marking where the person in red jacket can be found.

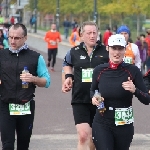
[10,16,15,25]
[44,23,61,71]
[103,27,112,46]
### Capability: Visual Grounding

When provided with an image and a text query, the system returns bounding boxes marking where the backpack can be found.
[31,16,36,24]
[145,36,150,56]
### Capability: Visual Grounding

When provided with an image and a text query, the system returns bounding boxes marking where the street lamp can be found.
[34,0,37,33]
[56,0,60,31]
[6,0,8,18]
[93,0,97,23]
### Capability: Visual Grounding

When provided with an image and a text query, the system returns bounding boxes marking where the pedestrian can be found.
[10,16,15,25]
[117,25,141,69]
[97,27,102,43]
[44,23,61,72]
[145,29,150,70]
[0,29,9,49]
[135,34,148,74]
[72,19,78,31]
[112,25,117,35]
[62,21,109,150]
[0,23,50,150]
[29,15,35,33]
[63,18,71,39]
[91,34,150,150]
[103,26,112,46]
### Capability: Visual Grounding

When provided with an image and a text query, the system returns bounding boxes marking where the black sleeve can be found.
[133,67,150,105]
[143,74,150,91]
[90,66,100,98]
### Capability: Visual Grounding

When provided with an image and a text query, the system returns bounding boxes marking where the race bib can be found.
[50,40,56,45]
[9,101,31,115]
[82,68,93,82]
[123,56,133,64]
[115,106,134,126]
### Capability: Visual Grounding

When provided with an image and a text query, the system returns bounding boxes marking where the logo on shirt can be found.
[75,47,79,50]
[80,55,86,59]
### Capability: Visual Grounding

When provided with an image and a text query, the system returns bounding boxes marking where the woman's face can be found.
[108,46,125,64]
[140,36,145,42]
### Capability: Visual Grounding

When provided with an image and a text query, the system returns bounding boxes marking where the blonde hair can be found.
[80,21,98,33]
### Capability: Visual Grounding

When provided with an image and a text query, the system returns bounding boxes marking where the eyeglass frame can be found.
[8,36,25,41]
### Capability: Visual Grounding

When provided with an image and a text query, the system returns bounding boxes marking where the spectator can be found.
[103,27,112,46]
[63,18,71,39]
[10,16,15,25]
[72,19,78,31]
[135,34,148,74]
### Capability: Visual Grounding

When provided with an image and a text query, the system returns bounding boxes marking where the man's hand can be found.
[122,77,136,93]
[20,73,35,83]
[62,77,73,93]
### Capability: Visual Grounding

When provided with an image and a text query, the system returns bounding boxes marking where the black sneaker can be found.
[47,62,50,67]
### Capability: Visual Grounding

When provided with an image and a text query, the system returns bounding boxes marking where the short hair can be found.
[80,21,98,33]
[78,26,81,37]
[140,34,145,38]
[9,23,27,36]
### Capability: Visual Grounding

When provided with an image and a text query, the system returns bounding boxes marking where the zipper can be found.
[15,53,19,103]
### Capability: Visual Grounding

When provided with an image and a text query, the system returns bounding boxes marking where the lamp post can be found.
[56,0,60,31]
[93,0,97,23]
[6,0,8,18]
[34,0,37,33]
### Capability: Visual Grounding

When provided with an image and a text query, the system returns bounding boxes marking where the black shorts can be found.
[72,103,97,127]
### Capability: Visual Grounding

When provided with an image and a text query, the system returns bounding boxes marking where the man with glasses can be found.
[0,23,50,150]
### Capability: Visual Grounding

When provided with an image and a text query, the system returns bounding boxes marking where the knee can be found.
[78,130,89,144]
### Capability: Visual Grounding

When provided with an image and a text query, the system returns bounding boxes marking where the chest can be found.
[71,49,108,69]
[98,69,133,99]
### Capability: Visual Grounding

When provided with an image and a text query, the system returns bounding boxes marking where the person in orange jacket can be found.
[69,26,80,47]
[44,23,61,71]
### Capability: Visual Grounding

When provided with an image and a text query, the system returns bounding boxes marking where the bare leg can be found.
[76,123,95,150]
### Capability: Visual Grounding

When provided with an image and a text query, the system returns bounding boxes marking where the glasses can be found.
[8,36,24,40]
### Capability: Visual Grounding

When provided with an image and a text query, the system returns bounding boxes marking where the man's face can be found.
[51,24,56,30]
[8,27,27,50]
[82,25,98,47]
[120,32,129,42]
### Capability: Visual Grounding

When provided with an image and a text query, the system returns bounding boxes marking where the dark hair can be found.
[9,23,27,36]
[78,26,81,37]
[0,29,4,38]
[140,34,145,38]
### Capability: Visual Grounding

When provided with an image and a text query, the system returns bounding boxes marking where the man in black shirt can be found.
[62,21,109,150]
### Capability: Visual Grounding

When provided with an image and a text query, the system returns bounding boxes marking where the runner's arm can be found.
[90,66,100,98]
[63,50,73,75]
[33,55,50,88]
[132,44,141,69]
[133,67,150,105]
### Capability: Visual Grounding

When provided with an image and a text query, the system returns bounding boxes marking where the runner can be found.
[62,21,109,150]
[0,23,50,150]
[69,25,80,47]
[91,34,150,150]
[117,25,141,69]
[44,23,61,72]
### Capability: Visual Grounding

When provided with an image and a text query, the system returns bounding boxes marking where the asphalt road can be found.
[1,32,150,150]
